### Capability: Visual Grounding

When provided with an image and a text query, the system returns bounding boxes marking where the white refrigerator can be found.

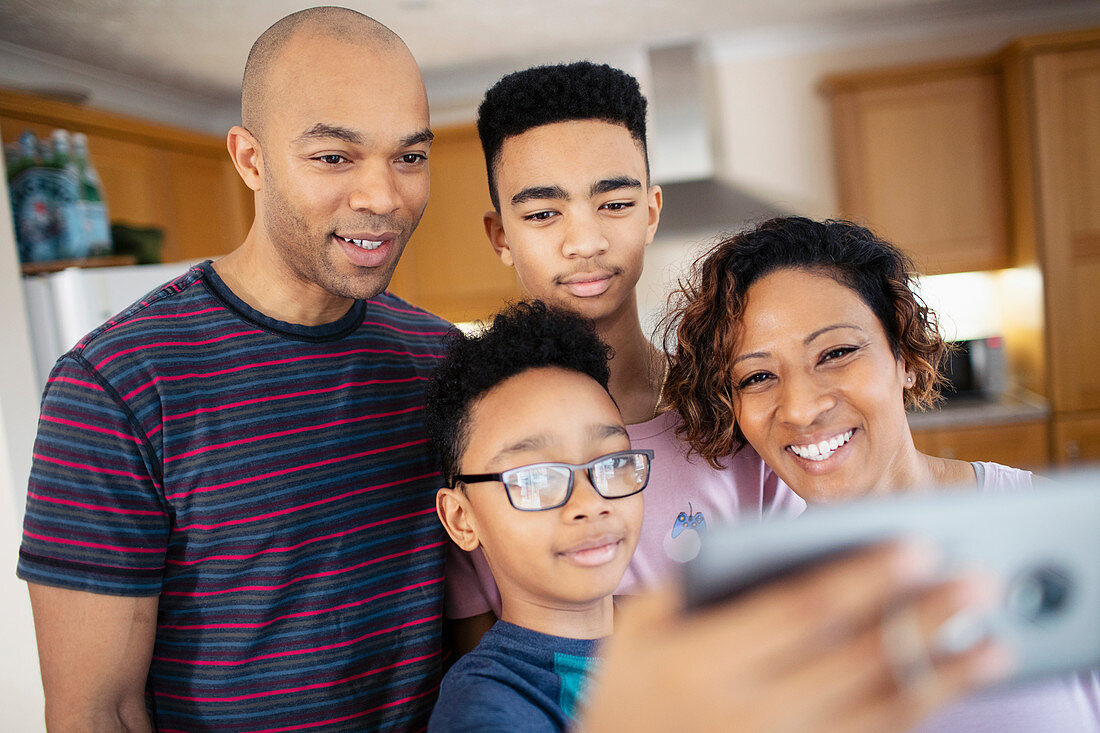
[22,262,197,388]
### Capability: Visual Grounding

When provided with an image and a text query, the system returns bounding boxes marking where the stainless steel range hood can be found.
[646,44,787,238]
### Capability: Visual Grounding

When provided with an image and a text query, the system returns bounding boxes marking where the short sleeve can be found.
[444,541,502,619]
[18,355,169,596]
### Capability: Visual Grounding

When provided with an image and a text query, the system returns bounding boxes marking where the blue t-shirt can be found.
[430,621,601,732]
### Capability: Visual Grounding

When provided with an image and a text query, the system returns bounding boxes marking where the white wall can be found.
[0,126,46,730]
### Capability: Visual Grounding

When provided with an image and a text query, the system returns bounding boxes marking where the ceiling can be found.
[2,0,1093,105]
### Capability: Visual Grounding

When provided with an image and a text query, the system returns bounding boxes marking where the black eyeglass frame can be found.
[451,448,655,512]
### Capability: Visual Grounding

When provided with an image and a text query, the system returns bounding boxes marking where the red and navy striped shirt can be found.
[19,261,452,732]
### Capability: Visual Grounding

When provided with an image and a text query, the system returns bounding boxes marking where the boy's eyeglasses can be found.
[452,449,654,512]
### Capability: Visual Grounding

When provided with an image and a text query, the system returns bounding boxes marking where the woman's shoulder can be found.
[972,461,1034,493]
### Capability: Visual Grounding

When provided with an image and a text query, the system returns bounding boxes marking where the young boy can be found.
[446,61,804,632]
[425,301,650,731]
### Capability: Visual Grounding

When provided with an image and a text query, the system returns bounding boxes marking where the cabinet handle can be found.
[1065,440,1080,462]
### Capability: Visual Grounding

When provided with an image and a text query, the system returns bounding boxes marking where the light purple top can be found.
[443,410,805,619]
[914,461,1100,733]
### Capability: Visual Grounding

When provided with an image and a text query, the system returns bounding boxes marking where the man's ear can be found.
[437,487,482,552]
[644,184,663,246]
[227,125,264,192]
[483,210,514,267]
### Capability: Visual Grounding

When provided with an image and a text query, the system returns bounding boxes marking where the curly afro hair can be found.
[477,61,649,209]
[426,300,613,486]
[662,217,950,469]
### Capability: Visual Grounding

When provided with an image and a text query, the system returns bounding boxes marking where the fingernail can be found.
[934,610,990,655]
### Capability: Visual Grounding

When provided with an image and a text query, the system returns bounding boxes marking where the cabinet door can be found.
[1031,45,1100,413]
[912,420,1050,471]
[162,150,252,262]
[828,66,1010,274]
[1,91,252,266]
[389,125,521,323]
[390,125,523,324]
[1052,413,1100,465]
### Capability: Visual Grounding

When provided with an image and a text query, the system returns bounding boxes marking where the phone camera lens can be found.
[1006,565,1072,623]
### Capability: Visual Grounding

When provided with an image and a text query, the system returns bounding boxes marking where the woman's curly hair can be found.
[661,216,949,469]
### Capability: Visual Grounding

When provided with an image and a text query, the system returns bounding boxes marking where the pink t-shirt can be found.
[915,462,1100,733]
[443,410,806,619]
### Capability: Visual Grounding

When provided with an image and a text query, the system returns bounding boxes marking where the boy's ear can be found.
[483,210,514,267]
[644,184,663,246]
[437,487,482,552]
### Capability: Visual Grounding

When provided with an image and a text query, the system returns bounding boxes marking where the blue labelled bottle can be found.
[9,129,61,262]
[71,133,111,256]
[8,131,38,181]
[4,142,20,181]
[49,129,87,259]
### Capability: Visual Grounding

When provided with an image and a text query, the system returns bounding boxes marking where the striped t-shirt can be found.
[18,261,452,732]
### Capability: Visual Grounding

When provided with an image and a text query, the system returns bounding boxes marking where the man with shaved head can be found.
[19,7,450,731]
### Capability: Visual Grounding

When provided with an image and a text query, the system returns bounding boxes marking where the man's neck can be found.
[594,294,666,425]
[214,224,355,327]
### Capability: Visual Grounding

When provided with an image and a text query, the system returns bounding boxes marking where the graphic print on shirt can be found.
[663,502,707,562]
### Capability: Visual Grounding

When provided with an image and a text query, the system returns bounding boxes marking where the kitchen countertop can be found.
[907,388,1050,430]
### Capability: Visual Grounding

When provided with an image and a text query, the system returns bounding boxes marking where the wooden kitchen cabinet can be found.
[388,124,524,324]
[911,419,1050,471]
[0,88,252,263]
[1052,413,1100,465]
[1007,33,1100,415]
[823,60,1011,275]
[827,27,1100,467]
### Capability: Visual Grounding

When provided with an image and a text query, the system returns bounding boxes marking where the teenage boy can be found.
[425,301,649,731]
[445,61,804,629]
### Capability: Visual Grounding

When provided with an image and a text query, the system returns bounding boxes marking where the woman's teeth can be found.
[789,429,855,461]
[340,235,383,250]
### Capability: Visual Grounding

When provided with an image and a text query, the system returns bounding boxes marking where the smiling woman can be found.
[664,216,951,497]
[662,216,1100,733]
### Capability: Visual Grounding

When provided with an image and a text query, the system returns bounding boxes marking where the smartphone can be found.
[683,470,1100,682]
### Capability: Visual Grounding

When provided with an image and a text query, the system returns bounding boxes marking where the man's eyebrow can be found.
[590,176,642,197]
[401,129,434,148]
[510,185,570,207]
[293,123,363,145]
[291,126,434,149]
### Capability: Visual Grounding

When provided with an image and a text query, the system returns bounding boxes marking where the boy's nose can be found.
[564,472,613,521]
[561,214,610,260]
